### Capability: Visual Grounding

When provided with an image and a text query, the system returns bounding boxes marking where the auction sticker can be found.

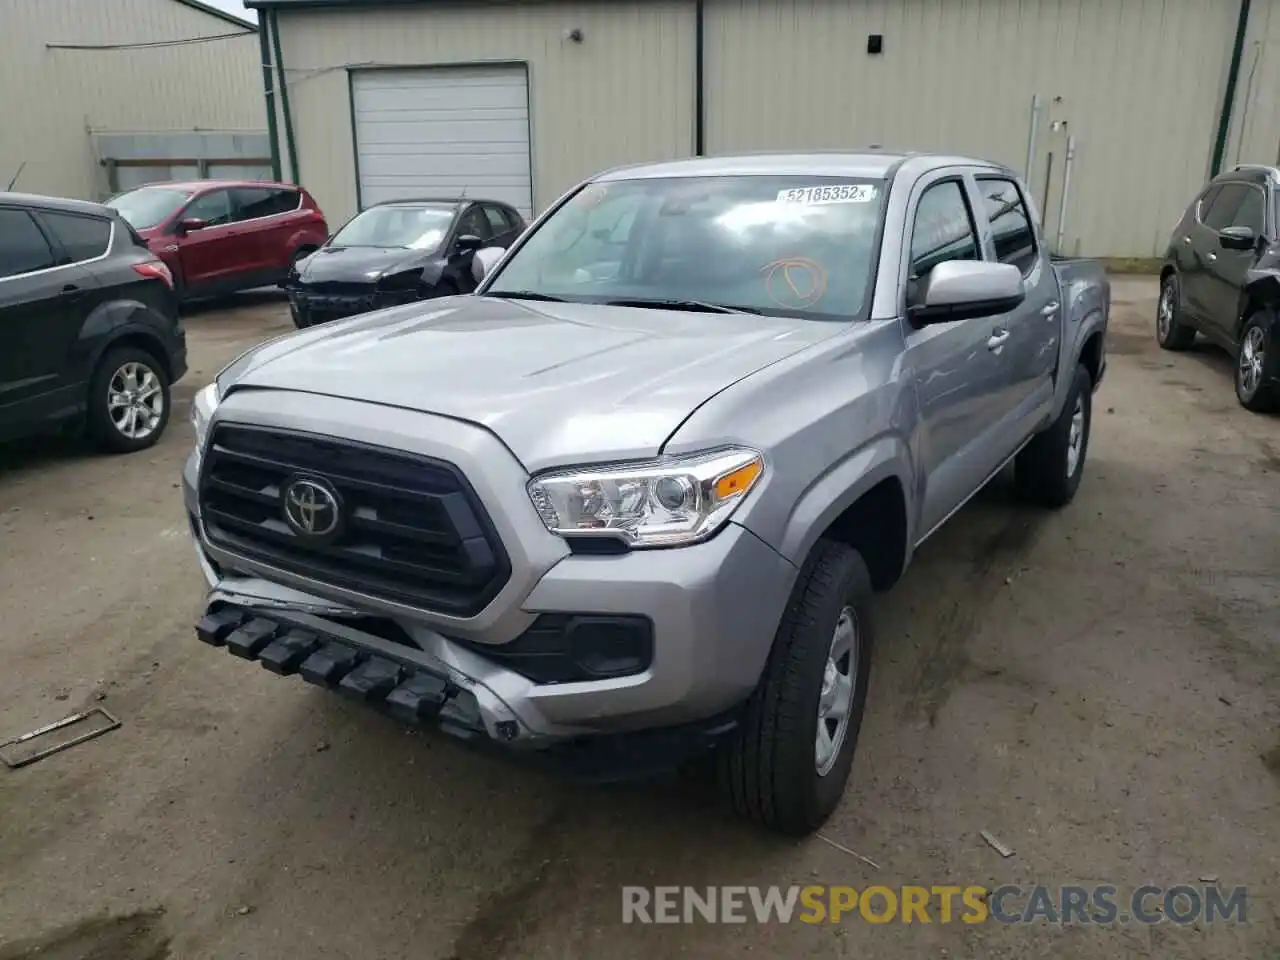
[777,184,877,205]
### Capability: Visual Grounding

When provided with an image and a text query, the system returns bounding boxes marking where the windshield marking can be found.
[776,184,878,205]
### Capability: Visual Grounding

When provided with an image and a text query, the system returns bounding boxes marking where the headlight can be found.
[527,448,764,548]
[191,382,220,463]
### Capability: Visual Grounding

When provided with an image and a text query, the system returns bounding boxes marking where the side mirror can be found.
[1219,225,1257,251]
[908,260,1026,325]
[472,246,505,284]
[455,234,484,253]
[177,217,207,234]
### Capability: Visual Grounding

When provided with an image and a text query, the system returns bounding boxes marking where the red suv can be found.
[106,180,329,301]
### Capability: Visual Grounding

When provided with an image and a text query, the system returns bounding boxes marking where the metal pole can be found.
[1024,94,1040,179]
[1056,135,1076,253]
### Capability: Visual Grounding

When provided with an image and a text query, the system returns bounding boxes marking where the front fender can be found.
[768,434,914,568]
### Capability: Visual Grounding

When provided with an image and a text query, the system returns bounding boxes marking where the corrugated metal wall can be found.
[705,0,1240,258]
[274,2,695,227]
[0,0,264,201]
[1224,0,1280,171]
[269,0,1280,259]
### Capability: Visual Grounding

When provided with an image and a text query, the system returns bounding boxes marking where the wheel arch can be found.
[774,436,914,593]
[1239,273,1280,336]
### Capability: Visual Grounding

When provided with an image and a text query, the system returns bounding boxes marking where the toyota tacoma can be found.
[183,152,1109,835]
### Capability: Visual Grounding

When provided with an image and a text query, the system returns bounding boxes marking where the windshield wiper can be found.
[602,297,761,315]
[488,290,568,303]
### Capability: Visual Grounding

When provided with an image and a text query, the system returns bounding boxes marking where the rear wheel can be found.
[1015,362,1092,507]
[1157,273,1197,350]
[87,347,171,454]
[718,538,874,836]
[1235,313,1277,412]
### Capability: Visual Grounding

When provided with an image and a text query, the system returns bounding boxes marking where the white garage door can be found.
[351,65,533,218]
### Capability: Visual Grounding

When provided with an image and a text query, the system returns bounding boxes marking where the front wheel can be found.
[718,538,874,836]
[1235,313,1277,412]
[86,347,171,454]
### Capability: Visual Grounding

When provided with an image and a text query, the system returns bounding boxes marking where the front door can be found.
[175,188,252,295]
[1203,182,1266,343]
[448,205,496,292]
[902,176,1016,539]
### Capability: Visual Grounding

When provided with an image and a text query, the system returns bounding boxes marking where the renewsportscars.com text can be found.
[622,884,1247,925]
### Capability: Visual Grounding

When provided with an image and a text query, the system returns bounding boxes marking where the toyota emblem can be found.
[282,476,342,540]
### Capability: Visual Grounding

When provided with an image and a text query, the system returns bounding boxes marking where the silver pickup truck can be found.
[184,152,1109,835]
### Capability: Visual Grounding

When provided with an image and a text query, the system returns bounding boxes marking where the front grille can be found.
[199,425,510,616]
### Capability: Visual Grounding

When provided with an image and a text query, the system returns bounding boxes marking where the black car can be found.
[286,197,525,328]
[0,192,187,453]
[1159,164,1280,412]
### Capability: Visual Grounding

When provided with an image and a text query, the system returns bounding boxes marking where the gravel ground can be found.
[0,278,1276,959]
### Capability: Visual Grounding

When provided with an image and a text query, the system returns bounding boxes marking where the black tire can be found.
[1234,312,1278,412]
[1157,273,1197,351]
[718,538,874,836]
[1015,362,1092,507]
[86,346,171,454]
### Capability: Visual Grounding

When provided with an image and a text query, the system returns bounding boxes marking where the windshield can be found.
[106,187,193,230]
[484,175,887,319]
[330,205,456,250]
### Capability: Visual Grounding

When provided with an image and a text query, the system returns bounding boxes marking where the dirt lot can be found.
[0,278,1277,959]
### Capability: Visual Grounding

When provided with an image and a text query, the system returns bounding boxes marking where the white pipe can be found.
[1025,95,1041,180]
[1056,134,1076,253]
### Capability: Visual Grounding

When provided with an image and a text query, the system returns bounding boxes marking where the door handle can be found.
[987,330,1011,351]
[61,283,83,299]
[1207,252,1218,262]
[1041,301,1060,317]
[1183,236,1192,245]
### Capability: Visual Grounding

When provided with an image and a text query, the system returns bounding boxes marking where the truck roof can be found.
[595,151,1004,182]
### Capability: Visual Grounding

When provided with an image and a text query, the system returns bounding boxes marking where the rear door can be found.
[900,176,1011,538]
[1202,182,1267,342]
[174,187,250,294]
[232,185,302,280]
[0,208,96,432]
[973,176,1058,430]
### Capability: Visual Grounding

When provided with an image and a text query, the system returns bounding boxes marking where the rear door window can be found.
[40,212,112,263]
[234,187,298,221]
[975,178,1038,273]
[909,180,980,280]
[0,209,57,278]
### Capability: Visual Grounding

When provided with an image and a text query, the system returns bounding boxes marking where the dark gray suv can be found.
[1158,164,1280,412]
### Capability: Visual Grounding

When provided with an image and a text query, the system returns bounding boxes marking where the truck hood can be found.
[221,294,838,470]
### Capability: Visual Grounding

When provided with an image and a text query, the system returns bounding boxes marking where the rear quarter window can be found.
[39,212,112,263]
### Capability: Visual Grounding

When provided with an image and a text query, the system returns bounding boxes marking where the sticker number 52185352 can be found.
[776,184,878,205]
